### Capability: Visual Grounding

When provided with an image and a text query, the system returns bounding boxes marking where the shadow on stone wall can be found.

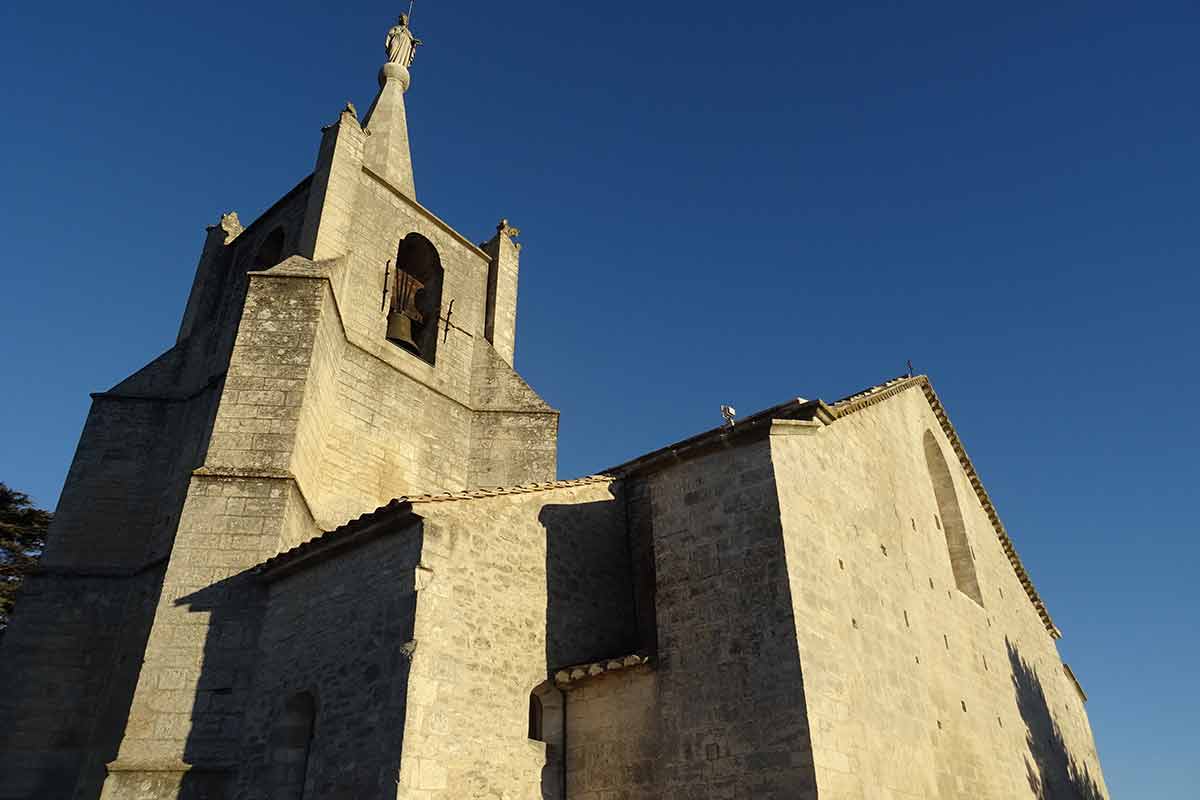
[539,497,640,800]
[169,523,421,800]
[1007,639,1106,800]
[177,571,268,800]
[540,499,639,672]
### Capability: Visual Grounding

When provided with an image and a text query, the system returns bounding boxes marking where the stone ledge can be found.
[769,419,823,437]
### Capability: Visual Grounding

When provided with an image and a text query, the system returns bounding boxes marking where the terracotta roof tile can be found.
[255,476,615,578]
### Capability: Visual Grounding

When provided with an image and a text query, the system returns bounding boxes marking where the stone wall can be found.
[635,441,819,799]
[394,480,635,798]
[563,667,658,799]
[101,476,315,800]
[0,303,227,800]
[234,522,424,799]
[770,386,1108,799]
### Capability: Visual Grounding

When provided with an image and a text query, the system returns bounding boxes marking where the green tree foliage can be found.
[0,483,52,638]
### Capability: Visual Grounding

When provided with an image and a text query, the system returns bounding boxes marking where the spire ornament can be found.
[385,14,422,69]
[363,13,420,197]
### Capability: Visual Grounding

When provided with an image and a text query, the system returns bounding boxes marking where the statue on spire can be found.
[385,14,422,68]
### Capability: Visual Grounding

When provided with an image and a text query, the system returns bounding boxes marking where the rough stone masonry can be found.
[0,15,1108,800]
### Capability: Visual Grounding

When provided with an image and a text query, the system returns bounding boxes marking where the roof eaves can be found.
[253,476,619,581]
[606,398,823,477]
[553,653,653,688]
[405,475,615,505]
[255,497,417,581]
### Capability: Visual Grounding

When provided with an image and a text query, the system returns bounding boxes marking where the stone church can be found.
[0,17,1108,800]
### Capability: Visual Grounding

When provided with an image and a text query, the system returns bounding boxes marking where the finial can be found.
[385,13,422,69]
[207,212,243,244]
[343,101,359,121]
[497,219,521,238]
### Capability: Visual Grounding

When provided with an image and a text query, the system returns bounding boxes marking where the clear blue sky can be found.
[1,1,1197,795]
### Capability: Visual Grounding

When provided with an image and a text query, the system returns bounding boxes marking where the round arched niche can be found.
[254,226,287,269]
[528,680,564,799]
[922,429,985,607]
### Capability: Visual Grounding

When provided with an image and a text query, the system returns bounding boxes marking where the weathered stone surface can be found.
[0,16,1108,800]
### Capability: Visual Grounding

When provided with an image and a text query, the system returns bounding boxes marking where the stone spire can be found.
[364,14,422,198]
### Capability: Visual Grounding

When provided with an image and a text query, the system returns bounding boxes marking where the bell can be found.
[386,311,421,354]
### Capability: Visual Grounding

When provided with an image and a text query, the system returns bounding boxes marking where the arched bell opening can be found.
[254,226,287,269]
[386,232,444,365]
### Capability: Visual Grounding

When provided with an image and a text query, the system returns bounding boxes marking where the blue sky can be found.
[1,1,1197,795]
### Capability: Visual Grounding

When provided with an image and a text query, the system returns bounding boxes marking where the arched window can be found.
[922,429,984,606]
[270,691,317,799]
[528,681,564,799]
[385,233,444,364]
[254,226,286,269]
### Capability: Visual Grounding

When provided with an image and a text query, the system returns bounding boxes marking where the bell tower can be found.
[0,16,558,800]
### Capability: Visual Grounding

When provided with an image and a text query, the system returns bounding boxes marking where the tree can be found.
[0,483,52,639]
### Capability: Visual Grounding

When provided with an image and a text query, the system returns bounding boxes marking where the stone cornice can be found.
[191,467,322,534]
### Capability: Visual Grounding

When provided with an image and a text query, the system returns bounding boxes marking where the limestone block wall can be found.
[770,386,1107,799]
[102,476,317,800]
[102,256,333,797]
[468,339,558,489]
[233,524,424,799]
[308,336,476,524]
[273,153,559,523]
[337,171,489,406]
[480,228,520,366]
[635,441,818,799]
[563,667,658,799]
[396,480,635,798]
[0,572,160,800]
[0,332,225,799]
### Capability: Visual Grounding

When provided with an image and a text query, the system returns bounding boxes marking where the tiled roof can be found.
[554,653,652,687]
[255,377,1059,639]
[404,475,613,504]
[255,497,415,579]
[255,475,615,579]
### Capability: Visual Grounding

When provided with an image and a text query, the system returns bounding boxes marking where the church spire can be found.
[363,14,422,198]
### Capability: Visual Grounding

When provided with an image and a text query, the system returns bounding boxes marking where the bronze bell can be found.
[386,269,425,354]
[387,310,421,352]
